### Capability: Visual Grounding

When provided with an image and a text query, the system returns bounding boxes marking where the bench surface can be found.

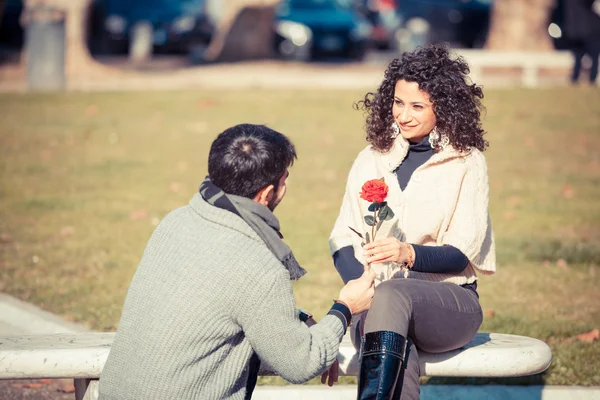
[0,332,551,380]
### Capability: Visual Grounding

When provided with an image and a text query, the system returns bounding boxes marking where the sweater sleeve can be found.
[333,246,365,283]
[440,152,496,274]
[236,268,345,384]
[329,154,364,266]
[410,244,469,274]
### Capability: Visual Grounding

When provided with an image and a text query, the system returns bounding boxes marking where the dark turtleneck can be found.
[396,134,434,191]
[333,135,476,294]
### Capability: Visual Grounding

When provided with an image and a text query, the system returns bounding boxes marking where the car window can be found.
[286,0,353,10]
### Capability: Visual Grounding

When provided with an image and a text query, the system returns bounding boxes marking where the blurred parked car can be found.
[356,0,402,50]
[273,0,373,61]
[0,0,24,55]
[89,0,214,59]
[394,0,492,51]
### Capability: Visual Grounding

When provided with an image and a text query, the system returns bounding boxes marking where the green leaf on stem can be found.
[379,204,395,221]
[378,204,389,220]
[376,217,384,233]
[365,232,371,244]
[368,202,386,212]
[364,215,375,226]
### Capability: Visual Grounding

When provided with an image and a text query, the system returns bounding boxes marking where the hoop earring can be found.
[391,122,400,138]
[430,126,449,150]
[429,126,439,149]
[439,135,450,150]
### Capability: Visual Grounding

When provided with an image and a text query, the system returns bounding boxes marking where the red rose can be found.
[359,179,389,203]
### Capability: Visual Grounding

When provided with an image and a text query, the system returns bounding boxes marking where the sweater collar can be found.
[377,134,470,172]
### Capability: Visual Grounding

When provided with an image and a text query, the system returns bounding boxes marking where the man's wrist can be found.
[328,300,353,333]
[297,309,313,323]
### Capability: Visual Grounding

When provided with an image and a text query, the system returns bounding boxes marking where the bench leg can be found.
[74,378,99,400]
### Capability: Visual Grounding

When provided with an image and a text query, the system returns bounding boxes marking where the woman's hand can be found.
[321,359,339,387]
[363,237,410,265]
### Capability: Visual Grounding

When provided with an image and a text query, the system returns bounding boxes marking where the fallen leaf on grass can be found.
[85,105,99,117]
[0,233,11,243]
[58,384,75,393]
[196,99,216,109]
[59,226,75,238]
[485,309,495,318]
[130,209,148,220]
[169,182,181,193]
[525,138,535,149]
[23,383,43,389]
[503,211,516,220]
[575,329,599,343]
[562,184,575,199]
[507,196,521,207]
[40,150,53,161]
[40,379,53,385]
[556,258,568,269]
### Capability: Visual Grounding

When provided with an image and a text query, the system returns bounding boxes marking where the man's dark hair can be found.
[208,124,297,198]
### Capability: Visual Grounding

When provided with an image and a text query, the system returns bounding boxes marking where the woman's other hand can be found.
[364,237,409,264]
[321,359,339,387]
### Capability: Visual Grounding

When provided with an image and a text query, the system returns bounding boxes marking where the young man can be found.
[98,124,375,399]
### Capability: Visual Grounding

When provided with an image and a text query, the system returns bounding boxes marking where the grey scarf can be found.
[199,177,307,280]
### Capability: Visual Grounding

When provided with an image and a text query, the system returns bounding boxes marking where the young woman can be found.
[329,44,496,399]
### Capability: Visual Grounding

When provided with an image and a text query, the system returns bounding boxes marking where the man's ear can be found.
[252,184,275,207]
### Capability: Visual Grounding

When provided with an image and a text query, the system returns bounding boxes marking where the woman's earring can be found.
[391,122,400,138]
[430,126,449,150]
[429,126,439,149]
[439,135,450,150]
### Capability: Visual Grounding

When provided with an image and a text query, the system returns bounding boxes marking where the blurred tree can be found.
[486,0,556,50]
[22,0,112,77]
[204,0,280,62]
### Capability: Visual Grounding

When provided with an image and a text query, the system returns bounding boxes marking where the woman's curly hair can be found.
[355,44,488,153]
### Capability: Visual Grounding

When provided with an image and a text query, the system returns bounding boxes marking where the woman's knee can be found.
[371,279,418,309]
[367,280,414,330]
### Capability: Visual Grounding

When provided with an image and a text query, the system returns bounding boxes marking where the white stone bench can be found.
[455,49,576,87]
[0,332,552,400]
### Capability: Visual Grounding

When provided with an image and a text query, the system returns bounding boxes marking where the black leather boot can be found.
[357,331,407,400]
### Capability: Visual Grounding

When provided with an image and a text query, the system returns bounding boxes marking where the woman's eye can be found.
[414,105,423,110]
[394,100,403,106]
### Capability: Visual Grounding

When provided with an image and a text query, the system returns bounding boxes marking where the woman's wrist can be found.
[400,243,415,269]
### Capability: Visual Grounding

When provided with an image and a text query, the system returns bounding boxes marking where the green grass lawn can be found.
[0,87,599,386]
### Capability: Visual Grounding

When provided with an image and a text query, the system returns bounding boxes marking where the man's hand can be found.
[321,359,339,387]
[337,267,376,315]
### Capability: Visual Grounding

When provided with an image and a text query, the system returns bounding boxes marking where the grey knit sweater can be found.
[98,194,345,400]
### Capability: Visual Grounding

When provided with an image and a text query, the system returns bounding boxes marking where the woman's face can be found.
[392,79,437,142]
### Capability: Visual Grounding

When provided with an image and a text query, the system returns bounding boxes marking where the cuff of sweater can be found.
[327,302,352,333]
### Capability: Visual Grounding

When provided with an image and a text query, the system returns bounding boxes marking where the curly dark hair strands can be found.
[355,44,489,153]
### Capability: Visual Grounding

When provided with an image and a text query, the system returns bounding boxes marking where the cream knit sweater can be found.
[329,136,496,286]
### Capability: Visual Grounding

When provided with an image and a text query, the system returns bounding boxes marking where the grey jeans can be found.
[363,279,483,400]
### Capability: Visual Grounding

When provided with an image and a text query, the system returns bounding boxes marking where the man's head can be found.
[208,124,297,210]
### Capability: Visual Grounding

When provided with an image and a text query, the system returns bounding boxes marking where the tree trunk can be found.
[204,0,280,62]
[485,0,557,51]
[22,0,115,77]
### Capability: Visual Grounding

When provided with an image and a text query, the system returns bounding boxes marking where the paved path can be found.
[0,293,89,335]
